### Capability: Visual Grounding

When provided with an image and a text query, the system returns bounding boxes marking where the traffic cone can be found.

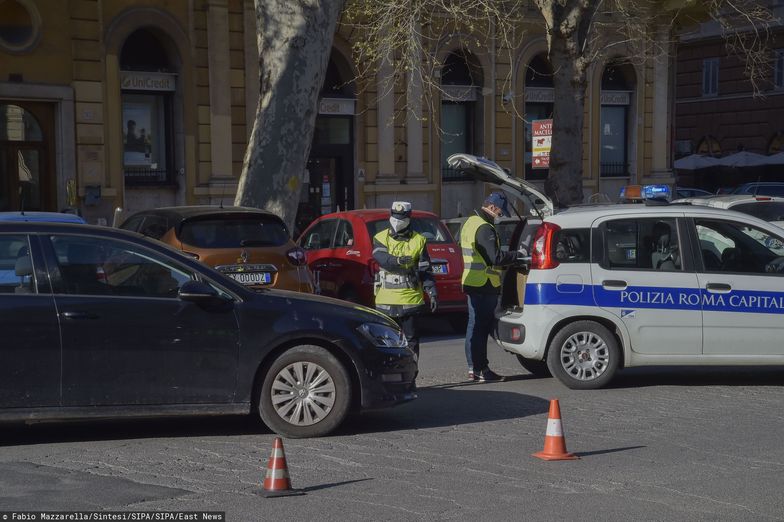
[261,437,304,497]
[532,399,579,461]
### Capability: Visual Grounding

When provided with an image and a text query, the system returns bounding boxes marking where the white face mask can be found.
[390,216,410,233]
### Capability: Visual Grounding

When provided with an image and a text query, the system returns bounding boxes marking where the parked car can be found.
[675,187,713,199]
[673,194,784,227]
[731,182,784,197]
[298,209,467,322]
[449,153,784,389]
[0,211,86,224]
[0,221,416,437]
[119,206,313,293]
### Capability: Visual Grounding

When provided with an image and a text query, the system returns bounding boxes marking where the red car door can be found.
[300,218,338,296]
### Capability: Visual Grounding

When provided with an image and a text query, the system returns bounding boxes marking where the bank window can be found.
[702,58,719,97]
[695,219,784,275]
[121,94,171,185]
[775,50,784,90]
[603,218,681,271]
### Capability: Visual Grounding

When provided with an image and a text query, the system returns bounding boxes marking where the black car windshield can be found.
[180,216,289,248]
[367,218,451,244]
[732,202,784,222]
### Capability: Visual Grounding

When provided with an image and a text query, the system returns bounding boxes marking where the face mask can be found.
[390,216,410,233]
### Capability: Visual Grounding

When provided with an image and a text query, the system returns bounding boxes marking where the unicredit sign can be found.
[121,71,177,92]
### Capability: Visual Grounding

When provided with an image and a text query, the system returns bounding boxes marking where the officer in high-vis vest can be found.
[460,191,518,382]
[373,201,437,357]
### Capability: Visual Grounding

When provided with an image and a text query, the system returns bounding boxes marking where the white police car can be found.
[448,154,784,389]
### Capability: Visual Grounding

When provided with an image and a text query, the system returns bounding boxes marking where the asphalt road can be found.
[2,318,783,521]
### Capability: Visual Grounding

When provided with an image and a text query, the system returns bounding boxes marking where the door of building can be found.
[0,102,55,212]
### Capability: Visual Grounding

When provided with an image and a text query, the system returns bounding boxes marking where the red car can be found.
[298,209,466,322]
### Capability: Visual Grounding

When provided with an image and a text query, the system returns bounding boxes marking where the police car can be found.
[448,153,784,389]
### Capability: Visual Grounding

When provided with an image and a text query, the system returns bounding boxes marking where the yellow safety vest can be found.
[373,229,427,306]
[460,215,501,288]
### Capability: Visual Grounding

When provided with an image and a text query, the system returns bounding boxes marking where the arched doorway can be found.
[440,49,484,182]
[296,50,356,237]
[599,62,636,179]
[0,103,54,211]
[119,27,182,209]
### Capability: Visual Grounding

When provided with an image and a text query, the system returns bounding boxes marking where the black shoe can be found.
[478,368,505,382]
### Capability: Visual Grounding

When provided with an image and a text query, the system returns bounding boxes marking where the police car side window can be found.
[695,219,784,275]
[602,219,681,271]
[553,229,590,263]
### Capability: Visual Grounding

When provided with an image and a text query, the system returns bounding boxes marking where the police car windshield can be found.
[732,202,784,222]
[367,218,451,244]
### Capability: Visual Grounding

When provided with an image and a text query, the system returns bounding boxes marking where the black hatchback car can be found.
[0,222,416,437]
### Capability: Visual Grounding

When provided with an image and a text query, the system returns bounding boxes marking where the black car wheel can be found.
[515,355,551,377]
[546,320,619,390]
[259,345,351,438]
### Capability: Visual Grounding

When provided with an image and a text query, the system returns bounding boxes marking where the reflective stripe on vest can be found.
[460,215,501,288]
[373,229,427,306]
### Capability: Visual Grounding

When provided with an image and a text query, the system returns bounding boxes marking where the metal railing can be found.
[441,167,473,182]
[124,168,170,185]
[599,162,629,177]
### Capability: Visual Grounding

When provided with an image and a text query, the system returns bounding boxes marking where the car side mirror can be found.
[178,280,221,304]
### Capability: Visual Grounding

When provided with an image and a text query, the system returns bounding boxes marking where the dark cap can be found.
[484,191,510,217]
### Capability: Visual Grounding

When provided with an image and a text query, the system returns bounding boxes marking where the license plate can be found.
[432,263,447,274]
[227,271,271,285]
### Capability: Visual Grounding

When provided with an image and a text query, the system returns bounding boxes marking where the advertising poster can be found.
[532,119,553,169]
[122,102,153,166]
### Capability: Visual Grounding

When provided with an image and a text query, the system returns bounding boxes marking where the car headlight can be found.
[357,323,408,348]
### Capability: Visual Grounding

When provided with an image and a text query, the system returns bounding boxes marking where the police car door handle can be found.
[705,283,732,293]
[60,311,99,320]
[602,280,628,291]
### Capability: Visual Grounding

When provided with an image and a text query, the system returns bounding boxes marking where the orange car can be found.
[120,206,314,293]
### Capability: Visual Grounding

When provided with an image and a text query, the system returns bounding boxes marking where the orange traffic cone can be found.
[532,399,579,461]
[261,437,305,497]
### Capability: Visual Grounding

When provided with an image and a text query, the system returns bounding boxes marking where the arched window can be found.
[524,54,553,181]
[600,62,636,177]
[441,50,483,181]
[696,135,721,157]
[120,29,176,185]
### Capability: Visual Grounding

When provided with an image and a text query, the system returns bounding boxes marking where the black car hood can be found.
[257,289,397,327]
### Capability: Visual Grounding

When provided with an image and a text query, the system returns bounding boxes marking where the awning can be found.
[673,154,720,170]
[717,151,768,168]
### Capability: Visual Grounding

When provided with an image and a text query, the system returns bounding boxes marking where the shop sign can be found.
[525,87,554,104]
[121,71,177,92]
[532,119,552,169]
[600,90,631,105]
[318,98,356,115]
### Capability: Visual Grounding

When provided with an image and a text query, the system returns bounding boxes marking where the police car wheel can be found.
[259,345,351,438]
[515,355,551,378]
[546,321,619,390]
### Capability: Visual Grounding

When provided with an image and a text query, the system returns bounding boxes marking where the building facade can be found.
[0,0,675,228]
[674,2,784,190]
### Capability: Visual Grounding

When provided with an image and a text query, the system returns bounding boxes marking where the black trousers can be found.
[394,314,418,357]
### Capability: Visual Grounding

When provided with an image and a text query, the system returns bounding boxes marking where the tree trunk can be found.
[235,0,344,234]
[546,37,588,208]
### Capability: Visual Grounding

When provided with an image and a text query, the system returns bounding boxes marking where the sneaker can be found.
[467,370,478,381]
[478,368,505,383]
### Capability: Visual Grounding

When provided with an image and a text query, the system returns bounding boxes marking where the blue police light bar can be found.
[642,184,672,201]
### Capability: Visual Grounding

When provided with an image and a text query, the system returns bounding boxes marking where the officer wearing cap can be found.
[372,201,437,357]
[460,191,518,382]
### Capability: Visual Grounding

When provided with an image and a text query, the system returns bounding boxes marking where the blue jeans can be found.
[465,292,498,372]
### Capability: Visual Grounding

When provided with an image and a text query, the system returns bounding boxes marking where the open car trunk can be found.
[447,153,550,311]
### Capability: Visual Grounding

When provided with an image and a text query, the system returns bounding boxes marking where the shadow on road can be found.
[338,386,549,435]
[609,366,784,388]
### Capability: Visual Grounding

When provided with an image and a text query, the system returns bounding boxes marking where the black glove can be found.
[428,291,438,313]
[397,255,413,267]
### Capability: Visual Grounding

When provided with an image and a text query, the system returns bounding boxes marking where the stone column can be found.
[377,52,395,180]
[207,0,232,178]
